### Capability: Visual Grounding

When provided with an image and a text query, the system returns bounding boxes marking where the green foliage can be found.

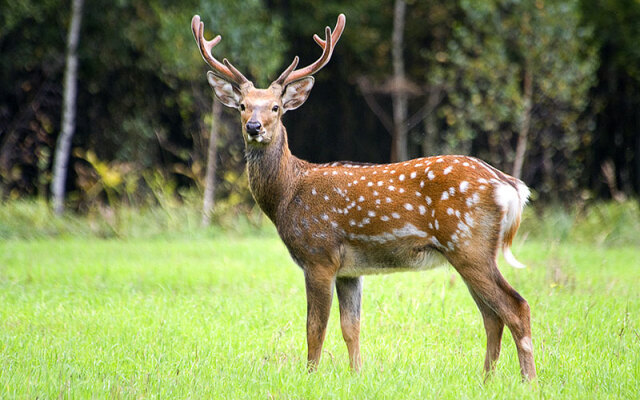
[1,235,639,397]
[429,0,598,199]
[522,200,640,247]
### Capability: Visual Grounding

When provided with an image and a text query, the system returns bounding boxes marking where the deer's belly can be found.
[337,241,448,277]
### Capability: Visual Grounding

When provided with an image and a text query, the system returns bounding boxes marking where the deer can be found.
[191,13,537,381]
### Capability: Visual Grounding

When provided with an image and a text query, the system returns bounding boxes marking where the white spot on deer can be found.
[428,171,436,180]
[460,181,469,193]
[430,236,443,248]
[463,162,470,167]
[368,210,376,217]
[331,221,338,228]
[391,170,396,174]
[347,183,352,187]
[425,196,432,205]
[399,174,405,181]
[321,214,329,221]
[404,203,414,211]
[436,158,444,163]
[385,197,392,203]
[410,171,417,179]
[478,178,488,184]
[362,217,371,225]
[434,219,439,230]
[464,212,475,227]
[389,179,394,183]
[367,182,373,187]
[373,171,377,175]
[453,159,460,163]
[457,221,471,237]
[473,192,480,204]
[375,199,381,205]
[429,222,433,229]
[415,191,422,197]
[361,176,366,180]
[419,205,426,215]
[349,220,356,226]
[324,195,329,201]
[357,205,362,211]
[393,222,428,238]
[377,181,383,186]
[443,166,453,175]
[479,185,487,190]
[447,208,454,215]
[451,233,459,243]
[420,181,425,188]
[332,171,338,175]
[353,180,359,185]
[388,185,395,191]
[455,210,461,218]
[431,209,436,217]
[399,188,405,193]
[373,191,379,196]
[358,196,365,202]
[449,187,455,195]
[415,163,423,167]
[441,191,449,200]
[391,212,401,219]
[381,215,390,221]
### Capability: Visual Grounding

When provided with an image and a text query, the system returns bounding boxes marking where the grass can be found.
[1,230,639,398]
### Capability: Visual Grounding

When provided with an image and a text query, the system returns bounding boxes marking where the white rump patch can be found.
[494,181,530,269]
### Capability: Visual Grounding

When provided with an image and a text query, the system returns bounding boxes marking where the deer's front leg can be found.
[336,276,362,372]
[304,268,335,371]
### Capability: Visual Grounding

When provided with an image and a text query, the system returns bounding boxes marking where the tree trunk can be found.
[512,66,533,180]
[202,99,222,226]
[421,86,443,156]
[390,0,408,162]
[51,0,84,215]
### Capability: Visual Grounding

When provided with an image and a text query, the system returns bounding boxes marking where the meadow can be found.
[0,202,639,398]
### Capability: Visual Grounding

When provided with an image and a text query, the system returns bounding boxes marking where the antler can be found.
[273,14,346,87]
[191,15,250,87]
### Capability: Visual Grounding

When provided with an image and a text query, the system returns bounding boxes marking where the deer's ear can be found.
[282,77,315,112]
[207,71,243,109]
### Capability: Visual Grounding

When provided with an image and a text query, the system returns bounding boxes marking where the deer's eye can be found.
[272,105,279,112]
[240,104,246,111]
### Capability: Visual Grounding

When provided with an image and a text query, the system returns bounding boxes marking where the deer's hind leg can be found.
[449,252,537,381]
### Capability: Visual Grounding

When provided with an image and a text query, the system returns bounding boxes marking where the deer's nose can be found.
[246,120,262,135]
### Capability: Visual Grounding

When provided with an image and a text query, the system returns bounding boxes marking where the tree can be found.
[51,0,84,214]
[431,0,597,198]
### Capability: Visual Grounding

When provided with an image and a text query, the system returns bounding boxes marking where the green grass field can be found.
[1,231,639,398]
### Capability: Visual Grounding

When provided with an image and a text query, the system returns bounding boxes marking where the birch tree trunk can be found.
[390,0,408,162]
[202,99,222,226]
[51,0,84,215]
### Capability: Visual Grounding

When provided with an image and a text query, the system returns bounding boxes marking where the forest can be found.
[1,0,640,218]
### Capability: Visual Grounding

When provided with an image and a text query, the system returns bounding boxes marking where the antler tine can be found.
[274,14,346,87]
[191,15,249,86]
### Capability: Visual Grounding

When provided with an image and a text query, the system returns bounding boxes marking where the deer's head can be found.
[191,14,345,146]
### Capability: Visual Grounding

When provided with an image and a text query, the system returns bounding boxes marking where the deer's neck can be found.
[245,124,305,222]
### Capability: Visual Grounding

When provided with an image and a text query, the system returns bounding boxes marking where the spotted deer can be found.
[191,13,537,380]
